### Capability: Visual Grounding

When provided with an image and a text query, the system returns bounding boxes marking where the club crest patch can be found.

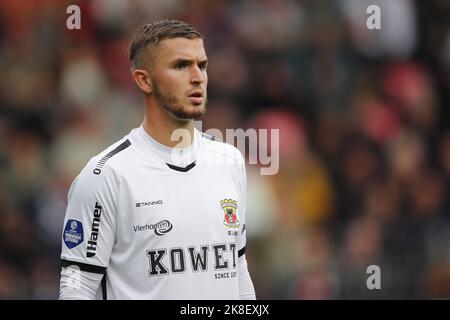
[220,199,240,228]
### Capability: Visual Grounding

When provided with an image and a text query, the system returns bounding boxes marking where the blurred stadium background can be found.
[0,0,449,299]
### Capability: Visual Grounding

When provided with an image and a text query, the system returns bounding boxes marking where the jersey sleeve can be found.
[234,151,256,298]
[236,152,247,257]
[60,159,119,273]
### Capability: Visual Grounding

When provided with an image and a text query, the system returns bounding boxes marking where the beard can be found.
[152,81,207,121]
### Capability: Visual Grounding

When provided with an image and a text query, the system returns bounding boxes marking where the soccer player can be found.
[59,19,256,300]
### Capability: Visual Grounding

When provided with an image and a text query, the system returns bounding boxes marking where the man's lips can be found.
[187,90,205,105]
[188,96,204,105]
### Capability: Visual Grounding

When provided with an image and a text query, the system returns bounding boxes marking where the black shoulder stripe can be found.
[238,246,246,258]
[61,259,107,274]
[166,161,196,172]
[93,139,131,175]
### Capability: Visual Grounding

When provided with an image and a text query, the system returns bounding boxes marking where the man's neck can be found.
[142,104,195,149]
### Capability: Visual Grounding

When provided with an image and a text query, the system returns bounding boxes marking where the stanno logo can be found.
[133,220,173,236]
[136,200,163,208]
[86,202,102,258]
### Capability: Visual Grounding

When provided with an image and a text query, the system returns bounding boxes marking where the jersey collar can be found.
[134,125,201,168]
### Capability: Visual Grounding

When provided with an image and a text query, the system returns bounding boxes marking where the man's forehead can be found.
[156,37,207,60]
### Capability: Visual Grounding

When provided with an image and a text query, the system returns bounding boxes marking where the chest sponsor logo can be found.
[220,199,240,229]
[146,243,237,279]
[63,219,83,249]
[133,220,173,236]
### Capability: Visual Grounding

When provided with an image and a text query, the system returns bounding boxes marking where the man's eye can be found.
[199,64,207,71]
[175,63,187,70]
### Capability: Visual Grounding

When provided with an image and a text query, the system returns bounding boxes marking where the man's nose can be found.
[190,66,206,85]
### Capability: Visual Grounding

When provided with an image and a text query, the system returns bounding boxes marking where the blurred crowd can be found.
[0,0,449,299]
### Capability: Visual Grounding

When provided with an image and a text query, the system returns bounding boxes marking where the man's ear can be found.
[132,69,152,94]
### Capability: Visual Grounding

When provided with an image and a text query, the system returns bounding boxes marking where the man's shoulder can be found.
[66,134,139,200]
[91,137,134,173]
[80,135,136,180]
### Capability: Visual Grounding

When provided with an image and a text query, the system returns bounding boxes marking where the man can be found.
[59,19,256,300]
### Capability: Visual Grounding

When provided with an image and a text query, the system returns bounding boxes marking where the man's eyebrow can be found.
[172,58,193,64]
[171,58,208,65]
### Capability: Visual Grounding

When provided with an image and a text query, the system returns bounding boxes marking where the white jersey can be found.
[60,125,249,299]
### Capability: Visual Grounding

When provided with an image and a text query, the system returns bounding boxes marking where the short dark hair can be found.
[129,19,203,70]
